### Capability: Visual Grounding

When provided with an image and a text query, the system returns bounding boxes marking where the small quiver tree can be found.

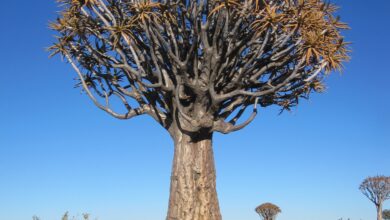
[255,203,281,220]
[62,212,69,220]
[360,176,390,220]
[49,0,349,219]
[383,209,390,220]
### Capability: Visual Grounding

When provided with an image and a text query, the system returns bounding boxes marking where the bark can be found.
[167,128,222,220]
[378,204,383,220]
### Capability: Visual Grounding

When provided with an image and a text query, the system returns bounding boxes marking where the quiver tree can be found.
[255,202,281,220]
[384,210,390,220]
[360,176,390,220]
[49,0,349,219]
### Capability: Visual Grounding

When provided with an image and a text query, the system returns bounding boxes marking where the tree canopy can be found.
[49,0,349,134]
[255,202,281,220]
[360,176,390,207]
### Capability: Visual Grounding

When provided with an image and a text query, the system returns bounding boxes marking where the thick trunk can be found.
[167,129,222,220]
[377,204,383,220]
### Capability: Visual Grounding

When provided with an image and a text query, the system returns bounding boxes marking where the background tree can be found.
[50,0,349,219]
[255,202,281,220]
[383,209,390,220]
[32,213,91,220]
[62,212,68,220]
[360,176,390,220]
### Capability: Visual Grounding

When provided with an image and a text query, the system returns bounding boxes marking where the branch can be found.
[64,52,148,120]
[213,98,259,134]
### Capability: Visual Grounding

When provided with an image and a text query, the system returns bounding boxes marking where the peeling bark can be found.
[167,129,221,220]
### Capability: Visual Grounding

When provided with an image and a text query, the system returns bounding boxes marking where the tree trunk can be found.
[167,129,222,220]
[377,204,383,220]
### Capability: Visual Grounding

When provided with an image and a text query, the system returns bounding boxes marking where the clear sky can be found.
[0,1,389,220]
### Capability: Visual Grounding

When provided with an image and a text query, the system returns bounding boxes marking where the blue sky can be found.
[0,1,389,220]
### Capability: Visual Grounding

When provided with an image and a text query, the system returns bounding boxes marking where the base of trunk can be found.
[167,130,221,220]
